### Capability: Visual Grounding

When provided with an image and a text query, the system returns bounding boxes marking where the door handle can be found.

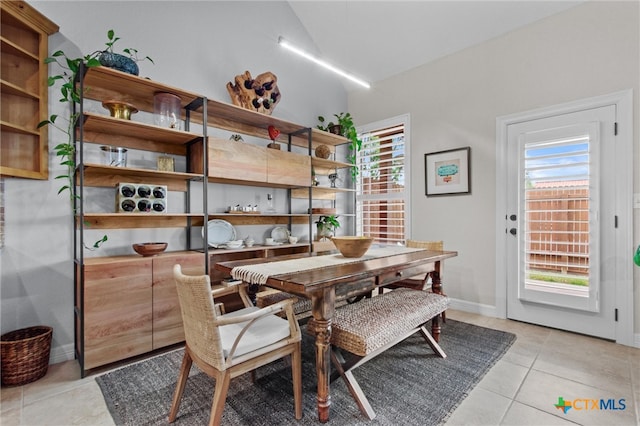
[509,228,517,236]
[510,214,517,221]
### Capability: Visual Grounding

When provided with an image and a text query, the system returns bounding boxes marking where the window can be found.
[523,133,594,295]
[356,116,409,244]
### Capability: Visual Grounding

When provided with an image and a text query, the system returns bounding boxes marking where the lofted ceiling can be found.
[288,1,585,89]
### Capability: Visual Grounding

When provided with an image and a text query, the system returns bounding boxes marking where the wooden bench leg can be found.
[419,325,446,358]
[330,349,376,420]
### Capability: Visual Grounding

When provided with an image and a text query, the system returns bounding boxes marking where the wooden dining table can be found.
[215,246,458,423]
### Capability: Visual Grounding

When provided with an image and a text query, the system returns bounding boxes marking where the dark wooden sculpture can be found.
[227,70,281,115]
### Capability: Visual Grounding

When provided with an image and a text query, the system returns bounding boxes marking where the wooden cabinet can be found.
[151,252,205,349]
[0,1,58,179]
[82,252,205,369]
[190,137,312,187]
[266,148,311,186]
[83,257,153,370]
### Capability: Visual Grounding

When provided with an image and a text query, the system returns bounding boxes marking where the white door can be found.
[505,105,617,339]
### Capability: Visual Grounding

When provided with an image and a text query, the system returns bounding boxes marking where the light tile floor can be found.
[1,310,639,425]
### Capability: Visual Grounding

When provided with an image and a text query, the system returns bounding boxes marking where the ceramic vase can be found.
[98,51,139,75]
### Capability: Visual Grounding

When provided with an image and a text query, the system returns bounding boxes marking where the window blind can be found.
[356,124,406,245]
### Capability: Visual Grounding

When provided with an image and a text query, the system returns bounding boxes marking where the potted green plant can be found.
[94,29,154,76]
[317,112,362,179]
[316,215,340,241]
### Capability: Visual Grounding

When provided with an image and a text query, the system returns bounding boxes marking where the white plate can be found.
[202,219,236,247]
[271,226,290,243]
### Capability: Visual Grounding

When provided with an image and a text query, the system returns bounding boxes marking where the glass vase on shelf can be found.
[266,193,276,213]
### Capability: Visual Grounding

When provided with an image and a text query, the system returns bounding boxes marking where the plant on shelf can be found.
[317,112,362,179]
[93,29,154,76]
[315,215,340,241]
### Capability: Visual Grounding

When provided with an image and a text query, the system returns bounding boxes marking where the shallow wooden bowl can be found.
[133,242,167,257]
[331,236,373,258]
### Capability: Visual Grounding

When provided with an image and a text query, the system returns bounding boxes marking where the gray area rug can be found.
[96,319,516,425]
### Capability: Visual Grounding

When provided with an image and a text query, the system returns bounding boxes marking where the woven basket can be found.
[1,326,52,386]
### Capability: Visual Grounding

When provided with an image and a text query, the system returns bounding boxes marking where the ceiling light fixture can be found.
[278,36,370,89]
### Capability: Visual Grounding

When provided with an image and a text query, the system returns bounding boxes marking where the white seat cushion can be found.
[218,307,291,358]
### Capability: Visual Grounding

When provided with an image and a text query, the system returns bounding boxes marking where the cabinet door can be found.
[152,252,205,349]
[208,138,267,181]
[83,258,153,369]
[267,149,311,186]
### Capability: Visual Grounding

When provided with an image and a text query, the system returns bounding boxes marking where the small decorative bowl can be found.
[331,236,374,258]
[102,100,138,120]
[226,240,243,249]
[132,242,167,257]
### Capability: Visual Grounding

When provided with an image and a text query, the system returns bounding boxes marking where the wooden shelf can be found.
[82,113,202,156]
[207,242,310,254]
[80,163,201,192]
[81,66,203,117]
[202,98,348,149]
[312,157,353,175]
[1,36,38,60]
[79,213,205,229]
[82,250,200,265]
[1,120,39,135]
[207,213,310,226]
[291,186,356,200]
[1,79,39,99]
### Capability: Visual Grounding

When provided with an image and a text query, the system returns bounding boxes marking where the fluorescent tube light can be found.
[278,36,370,89]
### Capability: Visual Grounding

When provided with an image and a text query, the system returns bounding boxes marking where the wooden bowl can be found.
[331,236,373,258]
[132,242,167,257]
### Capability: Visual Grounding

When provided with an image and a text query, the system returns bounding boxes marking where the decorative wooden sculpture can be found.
[227,70,281,115]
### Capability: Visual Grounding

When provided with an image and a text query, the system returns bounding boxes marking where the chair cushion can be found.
[219,307,291,358]
[329,289,449,356]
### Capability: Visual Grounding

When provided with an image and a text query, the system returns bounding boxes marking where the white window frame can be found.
[356,114,411,241]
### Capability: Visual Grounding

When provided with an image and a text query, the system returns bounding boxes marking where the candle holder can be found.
[154,92,182,130]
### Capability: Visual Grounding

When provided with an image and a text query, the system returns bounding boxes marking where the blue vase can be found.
[98,51,139,75]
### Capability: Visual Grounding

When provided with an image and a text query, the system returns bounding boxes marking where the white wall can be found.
[1,1,347,362]
[349,1,640,333]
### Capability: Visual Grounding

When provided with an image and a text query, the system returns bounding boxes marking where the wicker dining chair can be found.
[169,264,303,426]
[379,240,447,320]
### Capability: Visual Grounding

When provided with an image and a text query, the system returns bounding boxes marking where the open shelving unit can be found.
[0,1,59,179]
[71,65,354,375]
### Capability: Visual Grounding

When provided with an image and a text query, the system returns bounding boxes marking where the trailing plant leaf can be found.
[40,52,104,248]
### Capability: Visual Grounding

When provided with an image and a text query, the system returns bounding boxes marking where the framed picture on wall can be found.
[425,147,471,196]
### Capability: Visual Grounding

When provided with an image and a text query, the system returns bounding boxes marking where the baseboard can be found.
[49,342,76,365]
[448,298,499,318]
[449,299,640,349]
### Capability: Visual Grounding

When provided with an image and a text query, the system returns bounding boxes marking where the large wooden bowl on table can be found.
[331,236,373,258]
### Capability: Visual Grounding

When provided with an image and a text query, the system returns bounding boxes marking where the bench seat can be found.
[323,288,449,419]
[331,288,449,357]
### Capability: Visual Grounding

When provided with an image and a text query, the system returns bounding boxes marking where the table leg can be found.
[309,289,335,423]
[246,282,259,305]
[431,264,442,342]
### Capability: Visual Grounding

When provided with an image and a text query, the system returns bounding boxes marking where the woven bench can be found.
[323,288,449,420]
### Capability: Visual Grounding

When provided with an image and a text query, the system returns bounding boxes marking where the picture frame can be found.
[425,147,471,196]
